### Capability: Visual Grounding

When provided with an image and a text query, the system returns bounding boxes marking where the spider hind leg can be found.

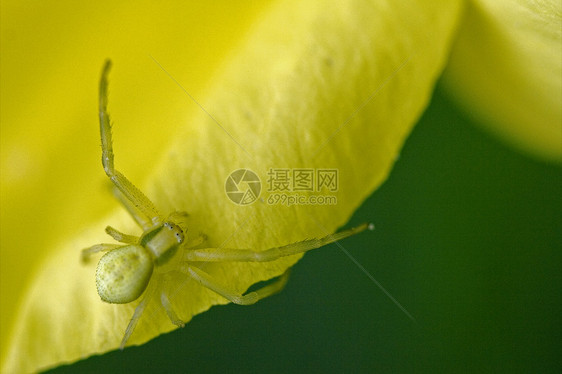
[81,243,121,263]
[105,226,139,244]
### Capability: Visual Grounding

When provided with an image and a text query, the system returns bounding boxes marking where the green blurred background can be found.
[47,87,562,373]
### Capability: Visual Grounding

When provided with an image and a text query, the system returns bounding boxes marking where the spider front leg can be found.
[183,223,371,263]
[176,224,368,310]
[99,60,162,226]
[112,187,153,231]
[160,290,185,327]
[183,265,290,305]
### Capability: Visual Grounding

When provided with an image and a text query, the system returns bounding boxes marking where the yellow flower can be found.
[1,0,559,372]
[442,0,562,161]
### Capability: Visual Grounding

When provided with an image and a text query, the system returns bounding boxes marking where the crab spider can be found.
[82,60,371,350]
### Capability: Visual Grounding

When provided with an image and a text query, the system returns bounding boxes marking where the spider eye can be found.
[175,232,184,243]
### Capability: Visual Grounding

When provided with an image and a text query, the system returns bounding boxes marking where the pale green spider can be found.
[82,60,371,349]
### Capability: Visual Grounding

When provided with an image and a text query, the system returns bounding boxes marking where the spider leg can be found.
[105,226,139,244]
[160,290,185,327]
[183,223,370,262]
[99,60,162,226]
[183,234,208,249]
[112,187,153,230]
[120,274,159,350]
[81,243,121,263]
[183,265,290,305]
[168,211,190,225]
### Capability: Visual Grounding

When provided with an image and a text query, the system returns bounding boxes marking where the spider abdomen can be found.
[95,245,154,304]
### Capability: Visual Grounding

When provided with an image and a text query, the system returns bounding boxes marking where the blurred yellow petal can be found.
[442,0,562,161]
[1,0,463,372]
[0,0,270,363]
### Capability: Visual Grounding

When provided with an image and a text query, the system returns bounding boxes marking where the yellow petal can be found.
[442,0,562,161]
[1,0,463,372]
[0,0,270,364]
